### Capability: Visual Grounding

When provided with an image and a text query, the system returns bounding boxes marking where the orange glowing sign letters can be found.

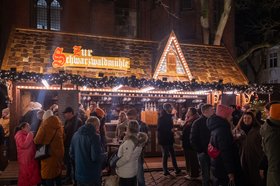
[52,46,130,70]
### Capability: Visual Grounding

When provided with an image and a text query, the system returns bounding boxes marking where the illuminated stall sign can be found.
[52,46,130,70]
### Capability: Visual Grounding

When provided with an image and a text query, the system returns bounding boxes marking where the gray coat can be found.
[239,125,263,186]
[260,119,280,186]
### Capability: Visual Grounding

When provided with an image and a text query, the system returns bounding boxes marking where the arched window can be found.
[50,0,61,30]
[36,0,47,29]
[35,0,62,31]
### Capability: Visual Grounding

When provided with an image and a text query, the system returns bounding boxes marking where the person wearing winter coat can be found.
[207,105,243,186]
[20,102,42,134]
[234,111,264,186]
[190,104,214,186]
[34,110,64,186]
[126,108,149,186]
[157,103,182,177]
[90,102,107,149]
[115,111,128,141]
[182,107,200,180]
[62,106,83,185]
[14,122,40,186]
[0,108,10,144]
[70,116,103,186]
[116,120,148,186]
[260,103,280,186]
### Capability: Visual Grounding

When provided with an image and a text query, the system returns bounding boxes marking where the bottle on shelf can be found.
[152,102,155,111]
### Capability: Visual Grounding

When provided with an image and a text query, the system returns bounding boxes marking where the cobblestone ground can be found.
[143,171,202,186]
[8,172,202,186]
[102,171,202,186]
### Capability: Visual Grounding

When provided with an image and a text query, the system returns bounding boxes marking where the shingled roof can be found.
[1,28,248,85]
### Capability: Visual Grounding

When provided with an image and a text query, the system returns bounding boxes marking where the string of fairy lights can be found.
[0,70,273,94]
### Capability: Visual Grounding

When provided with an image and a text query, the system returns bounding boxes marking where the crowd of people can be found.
[157,102,280,186]
[0,101,150,186]
[0,100,279,186]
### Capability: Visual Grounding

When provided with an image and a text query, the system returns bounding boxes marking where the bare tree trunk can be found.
[200,0,209,44]
[255,49,267,83]
[213,0,232,45]
[246,56,258,83]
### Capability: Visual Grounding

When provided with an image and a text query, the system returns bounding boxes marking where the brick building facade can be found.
[0,0,235,66]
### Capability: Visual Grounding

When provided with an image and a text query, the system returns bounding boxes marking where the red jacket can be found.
[15,130,40,186]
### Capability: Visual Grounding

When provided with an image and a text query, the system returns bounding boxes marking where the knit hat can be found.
[163,103,172,111]
[95,108,105,118]
[216,104,233,119]
[128,120,139,134]
[43,110,53,120]
[29,102,42,110]
[269,103,280,122]
[2,108,9,115]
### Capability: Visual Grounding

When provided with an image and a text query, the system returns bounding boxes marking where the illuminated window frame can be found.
[35,0,62,31]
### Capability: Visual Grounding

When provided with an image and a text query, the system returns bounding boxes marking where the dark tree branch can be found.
[157,0,179,19]
[237,42,275,63]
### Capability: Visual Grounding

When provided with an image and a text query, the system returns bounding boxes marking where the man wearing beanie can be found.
[260,103,280,186]
[157,103,181,178]
[207,104,243,186]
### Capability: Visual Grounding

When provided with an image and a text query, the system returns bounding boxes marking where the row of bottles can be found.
[143,102,157,111]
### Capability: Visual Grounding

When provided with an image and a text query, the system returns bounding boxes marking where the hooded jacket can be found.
[70,124,103,183]
[34,116,64,179]
[15,130,41,186]
[207,115,242,181]
[260,119,280,186]
[116,132,148,178]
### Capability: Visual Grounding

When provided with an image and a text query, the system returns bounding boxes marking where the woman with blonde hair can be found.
[34,110,64,186]
[115,111,128,141]
[115,120,148,186]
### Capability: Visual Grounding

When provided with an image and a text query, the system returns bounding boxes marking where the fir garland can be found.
[0,70,272,94]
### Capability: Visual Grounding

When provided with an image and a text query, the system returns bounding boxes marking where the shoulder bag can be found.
[35,129,58,160]
[207,137,221,159]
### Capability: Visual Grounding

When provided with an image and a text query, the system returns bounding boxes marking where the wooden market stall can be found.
[1,28,265,158]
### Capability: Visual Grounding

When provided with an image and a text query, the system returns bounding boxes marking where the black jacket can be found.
[20,109,41,132]
[0,125,4,145]
[190,115,210,153]
[157,111,174,146]
[207,115,242,182]
[64,115,83,147]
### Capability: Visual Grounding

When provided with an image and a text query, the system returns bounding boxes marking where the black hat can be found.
[62,107,74,114]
